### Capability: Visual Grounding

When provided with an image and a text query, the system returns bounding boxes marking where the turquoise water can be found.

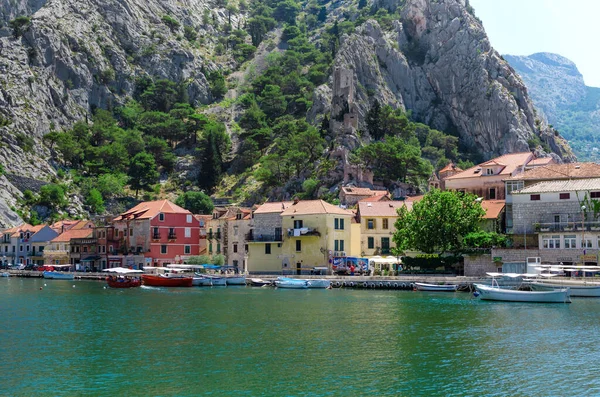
[1,278,600,396]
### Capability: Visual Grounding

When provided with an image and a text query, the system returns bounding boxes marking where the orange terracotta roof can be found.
[358,201,412,217]
[194,215,212,221]
[508,162,600,181]
[439,163,463,174]
[3,223,34,237]
[481,200,505,219]
[359,194,391,202]
[50,220,80,233]
[405,195,424,202]
[114,200,191,221]
[254,201,295,214]
[527,157,555,166]
[69,220,94,230]
[445,152,533,180]
[341,187,388,197]
[280,200,354,216]
[51,228,94,242]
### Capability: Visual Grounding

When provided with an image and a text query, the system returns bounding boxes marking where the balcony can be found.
[152,233,161,240]
[536,221,600,233]
[168,232,177,240]
[287,228,320,237]
[208,232,221,240]
[246,232,283,242]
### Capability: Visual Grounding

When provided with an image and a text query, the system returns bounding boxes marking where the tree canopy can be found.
[392,190,485,255]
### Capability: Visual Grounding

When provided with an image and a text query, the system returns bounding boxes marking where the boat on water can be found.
[527,266,600,297]
[43,271,74,280]
[103,267,143,288]
[1,272,10,277]
[202,275,227,286]
[474,273,571,303]
[275,279,309,289]
[278,277,330,289]
[249,278,272,287]
[141,274,193,287]
[414,282,458,292]
[225,275,246,285]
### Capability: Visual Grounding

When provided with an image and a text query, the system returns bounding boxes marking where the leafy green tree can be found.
[273,0,300,23]
[358,0,367,10]
[161,15,180,32]
[175,191,214,214]
[259,84,287,119]
[317,6,327,22]
[184,25,197,42]
[38,184,67,210]
[85,188,105,214]
[366,99,383,139]
[393,189,485,255]
[187,255,212,265]
[247,15,276,46]
[96,174,125,198]
[207,71,227,100]
[140,79,182,112]
[128,152,159,196]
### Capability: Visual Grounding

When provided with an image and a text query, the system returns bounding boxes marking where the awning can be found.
[81,255,101,262]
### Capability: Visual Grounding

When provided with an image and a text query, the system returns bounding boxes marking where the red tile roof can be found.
[445,152,533,180]
[508,162,600,181]
[439,163,463,174]
[358,201,412,217]
[114,200,191,221]
[51,228,94,242]
[341,187,389,197]
[359,194,391,202]
[280,200,354,216]
[254,201,295,214]
[481,200,505,219]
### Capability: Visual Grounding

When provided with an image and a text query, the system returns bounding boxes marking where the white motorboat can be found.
[306,279,331,288]
[274,279,309,289]
[414,282,458,292]
[203,275,227,286]
[249,278,272,287]
[474,273,571,303]
[529,279,600,297]
[225,276,246,285]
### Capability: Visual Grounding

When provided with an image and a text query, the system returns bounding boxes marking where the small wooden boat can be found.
[141,274,193,287]
[106,276,142,288]
[475,283,570,303]
[275,279,309,289]
[43,271,74,280]
[414,282,457,292]
[225,275,246,285]
[249,278,272,287]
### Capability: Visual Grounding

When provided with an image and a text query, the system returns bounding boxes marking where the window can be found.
[489,188,496,200]
[185,228,191,238]
[506,181,524,195]
[296,240,301,252]
[559,193,570,200]
[293,220,303,229]
[26,245,30,252]
[368,237,374,249]
[335,218,339,230]
[340,218,344,230]
[339,240,344,251]
[161,245,167,254]
[129,228,133,236]
[20,246,23,252]
[216,243,221,253]
[83,247,88,253]
[187,215,192,223]
[564,235,576,249]
[184,245,191,254]
[159,213,165,221]
[591,192,600,199]
[234,226,238,236]
[265,243,271,254]
[334,240,339,251]
[542,235,560,249]
[236,213,242,220]
[382,219,389,229]
[233,244,238,253]
[582,238,593,249]
[209,243,213,254]
[367,219,375,229]
[530,194,541,201]
[486,168,494,175]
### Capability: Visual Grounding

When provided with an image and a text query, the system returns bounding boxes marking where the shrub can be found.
[38,183,67,209]
[161,15,180,32]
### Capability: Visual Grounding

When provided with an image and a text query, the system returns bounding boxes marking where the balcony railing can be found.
[536,221,600,233]
[152,233,160,240]
[287,228,320,237]
[208,232,221,240]
[168,232,177,240]
[246,232,283,242]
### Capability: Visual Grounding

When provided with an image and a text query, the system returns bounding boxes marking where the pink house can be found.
[113,200,200,267]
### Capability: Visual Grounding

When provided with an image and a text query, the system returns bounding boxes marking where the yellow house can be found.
[246,201,293,274]
[280,199,356,275]
[356,201,412,256]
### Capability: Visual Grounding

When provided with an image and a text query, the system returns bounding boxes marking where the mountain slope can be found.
[504,52,600,161]
[0,0,576,227]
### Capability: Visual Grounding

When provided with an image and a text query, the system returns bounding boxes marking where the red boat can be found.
[106,276,142,288]
[141,274,194,287]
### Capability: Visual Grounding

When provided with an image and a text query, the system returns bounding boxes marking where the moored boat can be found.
[203,275,227,286]
[275,279,309,289]
[43,271,74,280]
[141,274,193,287]
[225,275,246,285]
[414,282,458,292]
[1,272,10,277]
[474,283,570,303]
[249,278,272,287]
[277,277,330,289]
[529,280,600,297]
[106,276,142,288]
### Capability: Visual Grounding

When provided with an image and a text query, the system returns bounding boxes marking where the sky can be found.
[469,0,600,87]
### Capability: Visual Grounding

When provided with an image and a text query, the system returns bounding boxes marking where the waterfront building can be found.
[225,207,252,271]
[492,177,600,271]
[0,224,58,266]
[94,223,122,270]
[246,201,293,274]
[443,152,541,200]
[206,207,228,259]
[280,199,358,274]
[44,222,95,266]
[194,214,212,256]
[113,200,200,267]
[355,201,411,256]
[480,200,505,233]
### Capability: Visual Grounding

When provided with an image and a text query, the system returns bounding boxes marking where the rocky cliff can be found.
[319,0,574,161]
[504,52,600,161]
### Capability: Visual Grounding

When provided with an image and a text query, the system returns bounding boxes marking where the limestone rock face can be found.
[0,0,226,227]
[329,0,575,161]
